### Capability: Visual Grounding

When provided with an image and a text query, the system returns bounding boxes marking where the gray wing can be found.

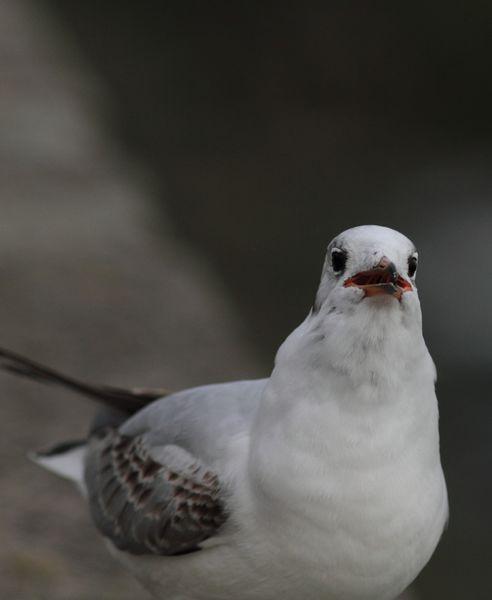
[84,427,227,555]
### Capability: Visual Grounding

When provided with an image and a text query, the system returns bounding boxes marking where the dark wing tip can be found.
[0,345,170,414]
[34,439,86,458]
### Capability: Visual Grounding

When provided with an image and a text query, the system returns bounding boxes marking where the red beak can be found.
[343,256,413,301]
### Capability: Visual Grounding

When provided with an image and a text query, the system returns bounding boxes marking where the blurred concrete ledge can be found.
[0,2,258,599]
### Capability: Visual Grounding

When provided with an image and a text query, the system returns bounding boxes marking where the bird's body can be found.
[5,225,448,600]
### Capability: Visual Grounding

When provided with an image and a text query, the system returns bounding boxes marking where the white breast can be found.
[245,355,448,600]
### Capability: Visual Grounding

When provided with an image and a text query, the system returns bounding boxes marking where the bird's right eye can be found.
[331,248,347,274]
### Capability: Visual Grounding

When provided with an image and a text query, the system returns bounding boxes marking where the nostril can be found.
[389,264,398,283]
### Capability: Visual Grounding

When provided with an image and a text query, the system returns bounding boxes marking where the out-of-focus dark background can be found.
[0,1,490,598]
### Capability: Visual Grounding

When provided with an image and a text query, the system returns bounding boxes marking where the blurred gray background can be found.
[0,1,490,598]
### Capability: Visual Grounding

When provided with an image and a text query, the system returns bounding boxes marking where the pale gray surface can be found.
[0,2,259,598]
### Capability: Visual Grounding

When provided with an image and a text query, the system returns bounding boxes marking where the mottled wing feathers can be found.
[85,429,228,555]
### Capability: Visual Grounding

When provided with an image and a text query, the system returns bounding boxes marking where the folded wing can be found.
[85,428,228,555]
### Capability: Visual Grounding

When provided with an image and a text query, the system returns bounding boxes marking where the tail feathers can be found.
[30,440,87,491]
[0,346,169,414]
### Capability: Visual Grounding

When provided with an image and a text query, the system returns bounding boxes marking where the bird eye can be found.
[331,248,347,274]
[408,253,418,278]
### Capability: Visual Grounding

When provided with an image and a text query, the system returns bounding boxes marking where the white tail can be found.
[30,442,87,494]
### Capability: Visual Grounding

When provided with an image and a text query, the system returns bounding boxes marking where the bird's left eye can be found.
[408,253,418,278]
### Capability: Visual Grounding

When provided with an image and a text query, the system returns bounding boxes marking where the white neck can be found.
[253,296,435,442]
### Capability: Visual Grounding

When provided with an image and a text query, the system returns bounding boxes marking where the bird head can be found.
[314,225,419,313]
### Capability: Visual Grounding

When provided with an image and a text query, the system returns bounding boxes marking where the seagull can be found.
[1,225,448,600]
